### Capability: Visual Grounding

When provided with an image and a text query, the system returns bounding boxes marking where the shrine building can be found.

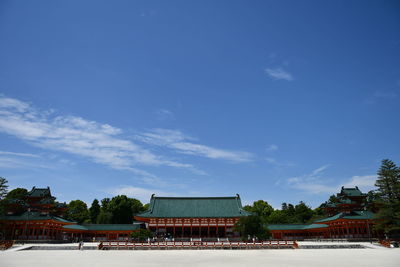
[134,194,252,238]
[268,187,376,239]
[1,186,378,241]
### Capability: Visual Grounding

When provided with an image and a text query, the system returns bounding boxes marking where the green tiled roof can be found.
[315,211,374,223]
[137,195,251,218]
[27,187,52,198]
[0,211,74,223]
[340,187,364,197]
[343,210,374,220]
[337,197,353,204]
[268,224,328,230]
[63,224,142,231]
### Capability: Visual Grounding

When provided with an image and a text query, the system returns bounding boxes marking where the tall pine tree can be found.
[374,159,400,236]
[89,199,101,224]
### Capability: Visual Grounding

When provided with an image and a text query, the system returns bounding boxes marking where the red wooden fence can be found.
[98,240,298,250]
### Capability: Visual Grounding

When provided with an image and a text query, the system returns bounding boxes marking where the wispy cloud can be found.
[287,164,335,194]
[0,154,51,169]
[365,90,398,104]
[266,144,279,151]
[0,97,197,179]
[136,128,254,163]
[266,157,295,167]
[343,175,377,190]
[155,109,175,121]
[109,185,175,203]
[0,150,39,158]
[286,164,377,194]
[265,67,293,81]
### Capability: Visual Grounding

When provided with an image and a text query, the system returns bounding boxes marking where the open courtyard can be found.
[1,247,400,267]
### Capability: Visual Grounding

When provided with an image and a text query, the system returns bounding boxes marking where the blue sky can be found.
[0,0,399,208]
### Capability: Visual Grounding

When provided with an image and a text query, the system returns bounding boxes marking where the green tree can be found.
[131,229,153,242]
[327,194,339,204]
[97,198,112,223]
[89,199,101,223]
[5,188,28,200]
[294,201,314,223]
[234,215,270,241]
[108,195,144,224]
[97,210,113,224]
[142,203,150,211]
[374,159,400,236]
[66,200,90,223]
[376,159,400,202]
[0,177,9,216]
[267,210,289,224]
[250,200,274,218]
[0,177,8,199]
[101,198,110,210]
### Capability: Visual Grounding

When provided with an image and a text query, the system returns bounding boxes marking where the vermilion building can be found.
[268,187,375,239]
[134,195,251,238]
[1,186,377,241]
[0,187,142,241]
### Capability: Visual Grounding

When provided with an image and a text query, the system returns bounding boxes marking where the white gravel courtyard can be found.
[1,248,400,267]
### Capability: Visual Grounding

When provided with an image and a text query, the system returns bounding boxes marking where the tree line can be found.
[0,182,147,224]
[1,158,399,237]
[68,196,147,224]
[235,159,400,240]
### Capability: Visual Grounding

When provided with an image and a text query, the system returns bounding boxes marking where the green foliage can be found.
[244,200,315,224]
[89,199,100,223]
[294,201,314,223]
[0,177,8,199]
[96,210,113,224]
[234,215,270,241]
[376,159,400,202]
[250,200,274,217]
[373,159,400,235]
[101,198,110,210]
[267,210,290,224]
[5,188,28,200]
[98,195,144,224]
[66,200,90,223]
[328,194,339,204]
[0,178,9,216]
[131,229,153,241]
[142,203,150,211]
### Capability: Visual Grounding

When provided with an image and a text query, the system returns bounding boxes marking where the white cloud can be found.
[0,155,52,169]
[310,164,330,176]
[0,97,198,179]
[373,91,397,99]
[266,144,279,151]
[266,157,295,167]
[0,150,39,158]
[109,185,175,203]
[343,175,377,192]
[136,128,253,163]
[265,68,293,81]
[365,90,398,104]
[285,165,377,194]
[155,109,174,121]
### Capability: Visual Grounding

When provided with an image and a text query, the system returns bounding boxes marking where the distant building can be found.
[268,187,375,239]
[0,187,142,241]
[322,186,366,216]
[6,187,67,216]
[0,186,377,241]
[134,194,251,238]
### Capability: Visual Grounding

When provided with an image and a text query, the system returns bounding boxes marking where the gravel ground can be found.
[1,248,400,267]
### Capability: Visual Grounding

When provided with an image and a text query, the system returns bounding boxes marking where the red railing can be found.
[379,240,391,248]
[0,240,14,250]
[98,240,298,250]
